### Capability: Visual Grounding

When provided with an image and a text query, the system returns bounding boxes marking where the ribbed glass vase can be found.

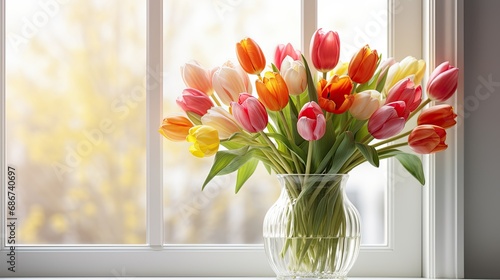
[263,174,361,280]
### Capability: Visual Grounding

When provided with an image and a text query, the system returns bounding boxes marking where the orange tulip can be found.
[255,71,289,111]
[348,45,379,84]
[417,104,457,129]
[236,37,266,75]
[317,75,354,114]
[158,115,194,141]
[408,125,447,154]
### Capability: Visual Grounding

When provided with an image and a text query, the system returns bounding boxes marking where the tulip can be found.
[376,57,396,86]
[255,71,289,111]
[186,125,220,158]
[331,61,349,76]
[383,56,426,94]
[408,124,447,154]
[427,61,459,102]
[417,104,457,129]
[158,115,194,141]
[180,60,213,95]
[348,44,379,84]
[231,93,268,133]
[212,61,252,106]
[385,78,422,117]
[317,75,354,114]
[201,106,242,139]
[297,102,326,141]
[280,56,307,96]
[349,90,382,120]
[310,28,340,73]
[236,37,266,75]
[176,88,214,116]
[274,43,301,70]
[368,101,407,139]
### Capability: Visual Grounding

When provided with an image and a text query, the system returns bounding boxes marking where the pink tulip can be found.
[176,88,214,116]
[231,93,268,133]
[368,101,407,139]
[385,78,422,118]
[274,43,301,70]
[212,61,252,106]
[297,102,326,141]
[427,61,459,102]
[310,28,340,73]
[180,60,213,95]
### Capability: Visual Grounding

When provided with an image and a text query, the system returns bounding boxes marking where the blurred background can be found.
[5,0,387,246]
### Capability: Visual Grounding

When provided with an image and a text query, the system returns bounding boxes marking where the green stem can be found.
[305,140,314,175]
[408,97,431,120]
[210,94,222,107]
[372,130,412,148]
[259,131,294,174]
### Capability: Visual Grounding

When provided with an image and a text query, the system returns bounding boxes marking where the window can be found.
[0,0,463,277]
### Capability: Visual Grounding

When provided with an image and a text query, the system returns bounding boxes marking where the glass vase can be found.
[263,174,361,280]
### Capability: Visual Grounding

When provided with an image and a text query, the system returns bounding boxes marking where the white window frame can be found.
[0,0,464,277]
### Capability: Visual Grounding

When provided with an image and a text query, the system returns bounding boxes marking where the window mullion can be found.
[0,0,5,251]
[146,0,163,249]
[301,0,317,66]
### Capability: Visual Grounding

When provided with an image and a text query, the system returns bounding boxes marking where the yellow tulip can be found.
[186,125,220,158]
[383,56,425,95]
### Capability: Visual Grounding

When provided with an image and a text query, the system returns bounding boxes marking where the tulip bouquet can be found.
[159,28,458,273]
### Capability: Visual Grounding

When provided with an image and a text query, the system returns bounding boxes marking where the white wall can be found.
[464,0,500,278]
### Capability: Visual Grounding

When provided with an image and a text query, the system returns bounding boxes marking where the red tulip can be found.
[417,104,457,129]
[176,88,214,116]
[297,102,326,141]
[348,44,379,84]
[385,78,422,118]
[427,61,459,102]
[368,101,407,139]
[408,125,447,154]
[310,28,340,73]
[231,93,268,133]
[236,37,266,75]
[274,43,301,70]
[317,75,354,114]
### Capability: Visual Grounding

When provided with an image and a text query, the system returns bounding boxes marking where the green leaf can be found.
[328,131,356,174]
[302,54,318,103]
[235,158,259,193]
[202,146,249,190]
[355,142,379,167]
[267,132,306,164]
[379,149,425,185]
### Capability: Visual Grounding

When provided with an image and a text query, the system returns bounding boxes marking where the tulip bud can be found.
[280,56,307,96]
[255,71,289,111]
[186,125,220,158]
[349,90,382,120]
[317,75,354,114]
[368,101,407,139]
[274,43,301,70]
[408,124,447,154]
[417,104,457,129]
[236,37,266,75]
[310,28,340,73]
[383,56,426,94]
[231,93,268,133]
[176,88,214,116]
[201,106,242,139]
[158,115,194,141]
[348,44,379,84]
[385,78,422,117]
[180,60,213,95]
[427,61,459,102]
[212,61,252,106]
[297,102,326,141]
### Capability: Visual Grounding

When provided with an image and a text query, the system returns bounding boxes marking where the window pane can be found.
[318,0,388,245]
[5,0,147,244]
[162,0,301,244]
